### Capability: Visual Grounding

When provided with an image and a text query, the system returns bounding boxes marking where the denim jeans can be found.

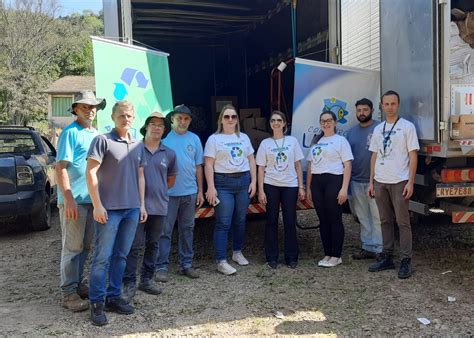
[214,172,251,261]
[59,204,94,296]
[88,208,139,303]
[124,215,165,286]
[264,184,299,264]
[156,194,197,271]
[349,181,383,253]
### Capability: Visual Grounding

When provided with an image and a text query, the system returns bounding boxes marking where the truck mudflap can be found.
[195,200,314,219]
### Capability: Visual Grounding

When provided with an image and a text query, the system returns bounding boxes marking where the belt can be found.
[215,171,248,178]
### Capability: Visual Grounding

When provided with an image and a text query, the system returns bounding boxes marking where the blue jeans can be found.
[89,208,139,303]
[124,215,166,285]
[214,172,251,261]
[59,204,94,296]
[349,181,383,253]
[156,194,197,271]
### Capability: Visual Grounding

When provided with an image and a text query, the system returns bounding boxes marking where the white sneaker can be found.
[217,260,237,275]
[321,257,342,268]
[317,256,330,267]
[232,251,249,266]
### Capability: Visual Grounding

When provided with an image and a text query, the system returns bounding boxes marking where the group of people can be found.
[56,89,419,326]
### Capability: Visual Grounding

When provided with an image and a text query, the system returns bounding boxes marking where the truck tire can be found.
[30,191,51,231]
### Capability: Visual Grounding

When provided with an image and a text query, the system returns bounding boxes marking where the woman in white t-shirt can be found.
[306,111,353,268]
[204,104,257,276]
[256,111,305,269]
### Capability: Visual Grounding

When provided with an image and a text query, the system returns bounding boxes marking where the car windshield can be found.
[0,133,39,154]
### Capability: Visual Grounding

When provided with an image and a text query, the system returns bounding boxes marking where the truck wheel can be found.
[30,191,51,231]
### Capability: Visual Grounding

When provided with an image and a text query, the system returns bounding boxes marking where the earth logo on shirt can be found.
[311,145,323,165]
[187,144,195,154]
[229,146,244,166]
[274,151,289,172]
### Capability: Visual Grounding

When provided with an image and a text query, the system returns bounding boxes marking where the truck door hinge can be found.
[439,121,446,130]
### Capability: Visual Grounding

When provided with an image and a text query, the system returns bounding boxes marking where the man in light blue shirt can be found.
[55,90,105,312]
[156,104,204,281]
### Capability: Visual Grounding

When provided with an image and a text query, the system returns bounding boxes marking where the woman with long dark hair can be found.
[256,111,305,269]
[306,111,353,268]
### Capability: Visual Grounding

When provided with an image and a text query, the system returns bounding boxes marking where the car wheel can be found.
[30,191,51,231]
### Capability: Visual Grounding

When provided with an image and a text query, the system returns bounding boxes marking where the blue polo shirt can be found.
[56,121,98,204]
[163,130,203,197]
[87,129,146,210]
[143,142,178,215]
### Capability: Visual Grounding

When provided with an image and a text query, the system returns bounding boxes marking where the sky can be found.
[57,0,102,16]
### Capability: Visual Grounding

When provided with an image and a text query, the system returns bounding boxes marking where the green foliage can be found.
[0,1,103,125]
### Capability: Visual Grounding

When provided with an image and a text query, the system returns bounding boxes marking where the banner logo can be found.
[323,97,349,124]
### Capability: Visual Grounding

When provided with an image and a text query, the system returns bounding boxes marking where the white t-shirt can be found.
[256,136,304,187]
[306,134,353,175]
[204,133,254,173]
[369,117,419,184]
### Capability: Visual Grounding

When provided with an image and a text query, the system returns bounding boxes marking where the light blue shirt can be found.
[56,121,98,204]
[163,130,203,196]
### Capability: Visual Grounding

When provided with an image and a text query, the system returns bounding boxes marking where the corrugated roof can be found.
[44,76,95,94]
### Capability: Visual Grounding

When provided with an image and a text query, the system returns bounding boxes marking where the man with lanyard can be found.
[56,90,105,312]
[156,104,204,281]
[86,100,147,325]
[346,98,383,261]
[368,90,419,279]
[123,112,178,299]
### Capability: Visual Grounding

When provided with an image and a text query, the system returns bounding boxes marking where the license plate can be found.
[436,183,474,197]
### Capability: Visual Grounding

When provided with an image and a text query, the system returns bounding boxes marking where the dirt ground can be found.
[0,210,472,336]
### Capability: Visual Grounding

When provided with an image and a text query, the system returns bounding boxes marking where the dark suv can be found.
[0,126,57,230]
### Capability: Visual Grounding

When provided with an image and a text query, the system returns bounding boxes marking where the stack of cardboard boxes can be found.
[240,108,271,149]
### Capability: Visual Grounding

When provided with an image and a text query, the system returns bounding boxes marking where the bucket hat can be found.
[167,104,195,120]
[140,112,171,138]
[69,90,106,115]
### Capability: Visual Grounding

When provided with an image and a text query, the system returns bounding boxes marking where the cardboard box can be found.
[246,129,271,149]
[240,108,261,121]
[451,114,474,139]
[242,117,267,132]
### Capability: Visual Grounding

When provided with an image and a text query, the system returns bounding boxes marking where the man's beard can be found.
[357,112,372,123]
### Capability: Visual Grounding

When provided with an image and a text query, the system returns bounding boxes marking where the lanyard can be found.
[272,136,285,150]
[382,117,399,156]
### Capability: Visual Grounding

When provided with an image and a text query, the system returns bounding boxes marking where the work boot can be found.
[352,249,376,260]
[62,293,89,312]
[138,280,162,295]
[398,258,412,279]
[232,251,249,266]
[104,297,134,315]
[90,302,108,326]
[77,280,89,299]
[154,270,169,283]
[180,267,200,279]
[368,253,395,272]
[122,284,136,302]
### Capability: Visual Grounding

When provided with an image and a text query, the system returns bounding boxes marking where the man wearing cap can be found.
[156,104,204,281]
[122,112,178,301]
[86,100,147,326]
[55,90,105,312]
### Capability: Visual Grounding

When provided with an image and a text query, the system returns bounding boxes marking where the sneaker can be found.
[287,261,298,269]
[180,267,200,279]
[266,261,278,269]
[122,284,136,302]
[154,270,169,283]
[321,257,342,268]
[104,297,134,315]
[62,293,89,312]
[317,256,330,267]
[77,280,89,299]
[90,302,108,326]
[232,251,249,266]
[217,260,237,275]
[138,280,162,295]
[352,249,376,260]
[368,253,395,272]
[398,258,412,279]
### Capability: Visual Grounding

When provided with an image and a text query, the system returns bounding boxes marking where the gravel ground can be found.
[0,210,472,336]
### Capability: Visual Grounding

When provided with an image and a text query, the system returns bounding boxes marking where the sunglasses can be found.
[270,118,283,123]
[223,115,238,120]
